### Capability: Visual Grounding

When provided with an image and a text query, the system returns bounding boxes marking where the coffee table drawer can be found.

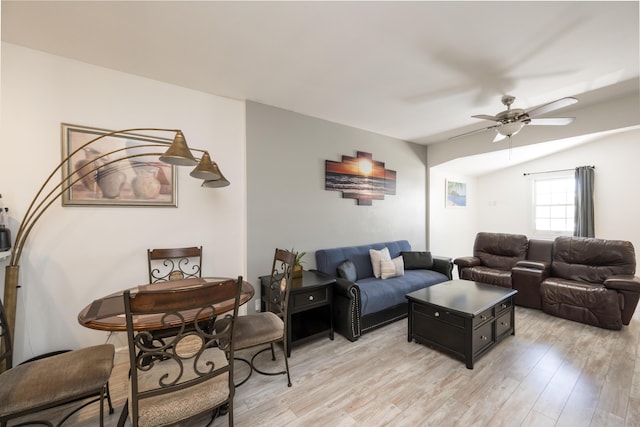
[472,307,494,327]
[473,321,494,355]
[412,310,465,356]
[495,299,512,316]
[495,310,513,338]
[413,302,465,328]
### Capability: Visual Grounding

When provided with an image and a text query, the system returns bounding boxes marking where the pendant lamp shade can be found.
[159,131,197,166]
[202,165,230,188]
[190,152,221,180]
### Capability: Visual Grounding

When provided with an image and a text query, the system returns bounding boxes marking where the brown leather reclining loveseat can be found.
[453,232,553,308]
[455,233,640,330]
[538,236,640,330]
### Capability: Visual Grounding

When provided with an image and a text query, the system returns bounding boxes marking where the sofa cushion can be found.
[459,266,512,288]
[551,236,636,284]
[337,260,357,282]
[401,251,433,270]
[381,256,404,279]
[540,277,623,329]
[370,247,391,279]
[357,270,448,316]
[473,232,528,270]
[315,240,413,280]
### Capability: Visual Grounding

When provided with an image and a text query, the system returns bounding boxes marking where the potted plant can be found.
[291,248,306,279]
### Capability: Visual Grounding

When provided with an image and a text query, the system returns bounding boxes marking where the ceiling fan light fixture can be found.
[496,121,524,137]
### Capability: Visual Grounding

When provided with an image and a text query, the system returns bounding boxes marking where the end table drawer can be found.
[293,289,328,309]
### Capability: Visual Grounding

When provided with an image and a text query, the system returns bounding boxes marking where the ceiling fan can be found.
[450,94,578,142]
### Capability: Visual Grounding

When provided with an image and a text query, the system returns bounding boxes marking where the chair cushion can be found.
[233,312,284,350]
[337,259,357,282]
[131,347,229,427]
[0,344,114,417]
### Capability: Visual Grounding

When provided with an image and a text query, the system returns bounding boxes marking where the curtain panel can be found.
[574,166,595,237]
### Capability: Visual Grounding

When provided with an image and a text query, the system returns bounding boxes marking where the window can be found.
[533,175,574,235]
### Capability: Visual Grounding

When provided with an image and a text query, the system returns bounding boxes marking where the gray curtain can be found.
[574,166,595,237]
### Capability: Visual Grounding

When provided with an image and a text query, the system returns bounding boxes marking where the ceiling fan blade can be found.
[528,117,575,126]
[472,114,499,122]
[526,97,578,118]
[448,124,500,140]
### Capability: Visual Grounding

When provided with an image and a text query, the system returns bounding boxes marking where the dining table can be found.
[77,276,255,332]
[77,276,253,426]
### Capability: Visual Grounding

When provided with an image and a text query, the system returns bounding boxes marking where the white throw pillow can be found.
[369,247,391,278]
[381,256,405,279]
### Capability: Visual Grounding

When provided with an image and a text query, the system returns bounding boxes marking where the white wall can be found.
[429,128,640,268]
[0,43,246,362]
[428,169,477,270]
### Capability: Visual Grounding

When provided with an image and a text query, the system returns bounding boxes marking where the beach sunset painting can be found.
[325,151,396,205]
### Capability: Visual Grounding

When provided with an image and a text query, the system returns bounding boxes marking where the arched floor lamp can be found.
[1,127,229,372]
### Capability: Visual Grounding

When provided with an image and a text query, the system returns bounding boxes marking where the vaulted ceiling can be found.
[2,1,639,153]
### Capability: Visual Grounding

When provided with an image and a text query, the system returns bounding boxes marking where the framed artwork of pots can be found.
[61,123,177,207]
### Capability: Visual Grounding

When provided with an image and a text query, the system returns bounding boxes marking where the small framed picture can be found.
[61,123,177,207]
[446,180,467,208]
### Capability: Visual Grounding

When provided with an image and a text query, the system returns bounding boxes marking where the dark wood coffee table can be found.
[406,279,517,369]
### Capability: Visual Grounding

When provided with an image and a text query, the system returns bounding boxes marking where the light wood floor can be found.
[10,306,640,426]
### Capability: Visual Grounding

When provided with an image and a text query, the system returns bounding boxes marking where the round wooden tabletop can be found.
[77,277,254,332]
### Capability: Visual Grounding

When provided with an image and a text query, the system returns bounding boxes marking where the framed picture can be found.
[61,123,177,207]
[325,151,396,206]
[446,179,467,208]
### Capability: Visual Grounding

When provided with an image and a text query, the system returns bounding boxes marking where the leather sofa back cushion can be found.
[473,232,529,270]
[551,236,636,283]
[527,239,554,263]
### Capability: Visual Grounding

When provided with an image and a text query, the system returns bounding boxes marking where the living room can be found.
[1,2,640,425]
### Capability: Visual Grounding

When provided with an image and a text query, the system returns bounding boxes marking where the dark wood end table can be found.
[260,269,335,356]
[406,279,517,369]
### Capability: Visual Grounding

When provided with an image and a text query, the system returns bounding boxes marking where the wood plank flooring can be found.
[9,306,640,426]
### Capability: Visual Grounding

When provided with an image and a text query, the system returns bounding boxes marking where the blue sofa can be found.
[315,240,452,341]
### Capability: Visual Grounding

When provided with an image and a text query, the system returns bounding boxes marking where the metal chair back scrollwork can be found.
[123,277,242,427]
[147,246,203,283]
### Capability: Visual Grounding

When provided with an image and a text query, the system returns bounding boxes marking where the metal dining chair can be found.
[122,276,243,427]
[0,298,114,426]
[225,248,295,387]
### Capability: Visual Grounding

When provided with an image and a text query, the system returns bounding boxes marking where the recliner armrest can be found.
[514,260,550,272]
[432,256,453,279]
[453,256,480,268]
[604,275,640,293]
